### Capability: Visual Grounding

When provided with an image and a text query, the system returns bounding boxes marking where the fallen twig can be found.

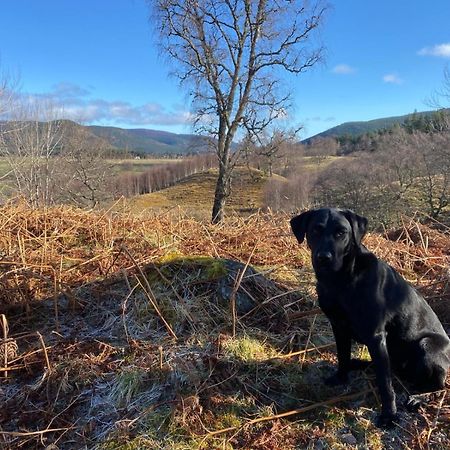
[203,389,373,438]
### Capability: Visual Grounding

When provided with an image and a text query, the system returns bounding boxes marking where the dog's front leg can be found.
[367,332,398,427]
[325,322,352,385]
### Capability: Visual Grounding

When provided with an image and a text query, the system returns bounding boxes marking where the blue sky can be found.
[1,0,449,138]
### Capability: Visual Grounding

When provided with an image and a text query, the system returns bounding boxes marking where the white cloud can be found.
[331,64,356,75]
[418,43,450,58]
[21,83,193,126]
[304,116,336,123]
[383,73,403,85]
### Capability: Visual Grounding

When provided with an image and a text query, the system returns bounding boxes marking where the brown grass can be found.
[124,167,282,215]
[0,202,448,449]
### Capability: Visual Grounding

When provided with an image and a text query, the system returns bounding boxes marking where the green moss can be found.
[214,411,243,430]
[175,256,227,280]
[351,417,384,450]
[223,336,277,362]
[322,408,347,430]
[155,255,227,281]
[97,437,160,450]
[355,345,371,361]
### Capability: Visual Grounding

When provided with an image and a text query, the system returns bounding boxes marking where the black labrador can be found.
[290,207,450,426]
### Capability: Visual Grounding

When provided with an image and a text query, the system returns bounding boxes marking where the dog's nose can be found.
[317,252,333,264]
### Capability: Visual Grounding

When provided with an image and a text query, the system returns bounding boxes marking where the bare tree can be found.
[151,0,327,222]
[56,123,117,208]
[2,99,64,206]
[0,70,17,119]
[263,165,315,211]
[428,65,450,110]
[0,68,20,191]
[248,128,297,176]
[306,136,339,166]
[413,131,450,219]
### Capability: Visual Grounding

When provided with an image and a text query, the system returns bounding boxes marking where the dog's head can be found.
[290,208,367,275]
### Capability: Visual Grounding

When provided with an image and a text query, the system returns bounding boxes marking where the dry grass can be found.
[0,202,448,449]
[124,167,283,216]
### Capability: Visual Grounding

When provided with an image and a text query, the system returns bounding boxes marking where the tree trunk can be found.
[212,161,230,223]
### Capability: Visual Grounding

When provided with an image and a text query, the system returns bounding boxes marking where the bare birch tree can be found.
[0,69,20,191]
[55,122,116,208]
[2,100,64,206]
[151,0,327,222]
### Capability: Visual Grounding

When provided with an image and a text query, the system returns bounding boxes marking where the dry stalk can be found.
[121,282,140,344]
[36,331,52,374]
[230,242,258,337]
[121,245,177,340]
[0,427,74,437]
[268,342,336,361]
[7,345,53,366]
[149,262,195,324]
[1,314,9,378]
[300,313,318,370]
[287,307,323,322]
[203,389,373,439]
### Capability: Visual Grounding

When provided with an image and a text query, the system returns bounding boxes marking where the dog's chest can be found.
[318,284,372,342]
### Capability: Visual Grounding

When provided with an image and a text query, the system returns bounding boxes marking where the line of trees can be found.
[112,153,216,198]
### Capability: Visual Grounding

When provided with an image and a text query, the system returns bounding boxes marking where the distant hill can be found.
[87,125,210,155]
[0,120,211,156]
[304,110,440,142]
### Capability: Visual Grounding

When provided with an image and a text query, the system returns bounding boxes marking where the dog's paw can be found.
[348,358,371,371]
[324,372,348,386]
[375,412,399,429]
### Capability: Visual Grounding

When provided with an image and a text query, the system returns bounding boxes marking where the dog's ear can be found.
[342,209,368,246]
[290,210,313,244]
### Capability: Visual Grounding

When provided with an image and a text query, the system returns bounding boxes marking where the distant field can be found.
[297,155,343,171]
[110,158,183,175]
[121,156,352,216]
[0,157,182,175]
[123,167,286,216]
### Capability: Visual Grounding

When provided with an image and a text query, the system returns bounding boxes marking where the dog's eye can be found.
[335,230,346,238]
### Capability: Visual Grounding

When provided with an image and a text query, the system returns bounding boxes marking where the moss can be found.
[355,345,371,361]
[177,256,227,280]
[322,408,347,430]
[97,437,160,450]
[222,335,277,362]
[156,255,228,281]
[158,250,185,264]
[351,417,384,450]
[214,411,243,430]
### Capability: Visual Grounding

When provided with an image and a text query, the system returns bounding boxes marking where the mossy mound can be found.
[3,256,325,449]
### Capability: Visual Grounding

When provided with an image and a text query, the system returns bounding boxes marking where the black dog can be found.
[290,208,450,426]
